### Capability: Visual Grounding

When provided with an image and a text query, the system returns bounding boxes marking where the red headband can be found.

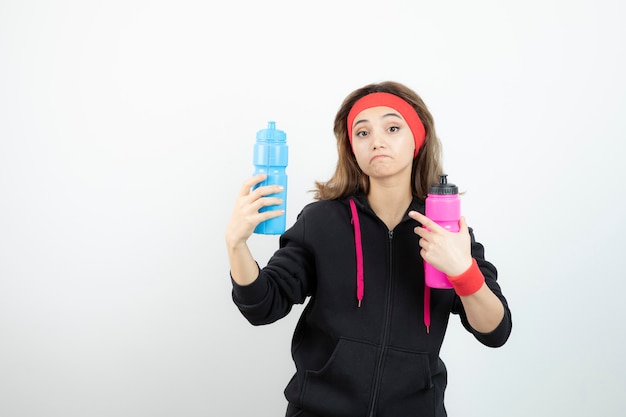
[347,92,426,158]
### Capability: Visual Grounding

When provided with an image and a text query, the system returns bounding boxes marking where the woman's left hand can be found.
[408,211,473,277]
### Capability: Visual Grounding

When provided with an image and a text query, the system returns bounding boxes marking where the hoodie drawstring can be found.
[349,199,364,307]
[424,285,430,333]
[349,198,430,333]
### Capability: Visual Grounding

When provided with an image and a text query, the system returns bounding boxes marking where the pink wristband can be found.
[447,259,485,296]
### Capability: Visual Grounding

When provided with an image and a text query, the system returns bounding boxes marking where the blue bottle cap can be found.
[257,121,286,143]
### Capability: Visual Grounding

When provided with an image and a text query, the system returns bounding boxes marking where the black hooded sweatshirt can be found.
[231,194,512,417]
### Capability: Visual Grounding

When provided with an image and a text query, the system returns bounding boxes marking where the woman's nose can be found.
[371,130,386,149]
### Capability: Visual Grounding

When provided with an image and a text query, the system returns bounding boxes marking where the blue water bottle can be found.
[253,121,288,235]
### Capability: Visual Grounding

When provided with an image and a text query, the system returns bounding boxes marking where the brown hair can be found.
[313,81,443,200]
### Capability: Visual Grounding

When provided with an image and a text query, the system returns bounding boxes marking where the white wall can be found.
[1,0,625,416]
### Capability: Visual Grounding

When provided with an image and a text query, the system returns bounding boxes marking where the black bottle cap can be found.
[429,174,458,195]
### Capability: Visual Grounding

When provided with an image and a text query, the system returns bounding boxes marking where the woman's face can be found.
[350,106,415,182]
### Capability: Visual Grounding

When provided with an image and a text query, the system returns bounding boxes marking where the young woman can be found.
[225,81,512,417]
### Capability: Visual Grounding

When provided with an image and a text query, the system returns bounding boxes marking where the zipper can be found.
[367,229,395,417]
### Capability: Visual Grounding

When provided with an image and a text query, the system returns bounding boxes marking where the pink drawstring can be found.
[424,285,430,333]
[349,199,364,307]
[350,198,429,333]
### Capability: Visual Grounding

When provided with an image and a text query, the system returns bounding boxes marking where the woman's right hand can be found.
[225,174,285,249]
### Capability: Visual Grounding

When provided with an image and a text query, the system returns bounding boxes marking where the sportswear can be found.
[231,194,512,417]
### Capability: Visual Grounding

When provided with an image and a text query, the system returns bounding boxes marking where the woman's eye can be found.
[388,126,400,133]
[356,131,368,137]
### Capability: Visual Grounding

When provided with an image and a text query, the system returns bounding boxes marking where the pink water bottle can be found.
[424,174,460,289]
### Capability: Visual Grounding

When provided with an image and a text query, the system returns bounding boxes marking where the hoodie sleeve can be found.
[231,209,316,326]
[451,227,513,348]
